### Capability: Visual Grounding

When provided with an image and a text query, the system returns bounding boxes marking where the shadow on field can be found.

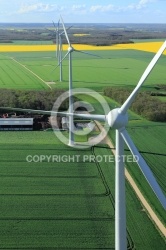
[125,149,166,156]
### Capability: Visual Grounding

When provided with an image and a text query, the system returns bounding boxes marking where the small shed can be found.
[61,117,69,130]
[0,118,33,131]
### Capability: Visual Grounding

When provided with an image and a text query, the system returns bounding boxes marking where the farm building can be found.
[0,118,33,131]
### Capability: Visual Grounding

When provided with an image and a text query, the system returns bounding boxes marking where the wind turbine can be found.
[54,16,100,146]
[57,26,72,82]
[52,20,73,82]
[1,41,166,250]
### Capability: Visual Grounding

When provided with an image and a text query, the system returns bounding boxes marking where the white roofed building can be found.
[0,118,33,131]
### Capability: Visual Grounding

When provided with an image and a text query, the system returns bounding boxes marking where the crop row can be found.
[0,57,48,90]
[14,50,166,91]
[0,135,115,249]
[0,49,165,91]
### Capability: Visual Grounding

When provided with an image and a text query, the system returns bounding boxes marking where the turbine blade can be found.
[50,64,59,74]
[59,51,70,63]
[60,15,71,46]
[60,26,72,36]
[0,107,106,121]
[52,19,60,32]
[120,129,166,209]
[74,49,101,58]
[67,25,73,31]
[51,51,69,74]
[52,20,56,28]
[53,20,60,58]
[119,40,166,114]
[65,113,106,121]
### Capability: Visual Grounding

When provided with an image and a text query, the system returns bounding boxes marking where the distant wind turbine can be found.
[54,15,100,146]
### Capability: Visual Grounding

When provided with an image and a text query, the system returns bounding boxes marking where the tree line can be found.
[0,88,165,122]
[103,87,166,122]
[0,89,69,112]
[1,26,166,46]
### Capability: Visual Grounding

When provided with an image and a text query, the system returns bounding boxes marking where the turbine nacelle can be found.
[106,108,128,129]
[68,46,74,53]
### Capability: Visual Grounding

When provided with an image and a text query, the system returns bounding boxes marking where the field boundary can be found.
[10,57,52,89]
[95,121,166,238]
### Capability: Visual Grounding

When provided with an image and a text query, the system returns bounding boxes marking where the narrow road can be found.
[11,57,52,89]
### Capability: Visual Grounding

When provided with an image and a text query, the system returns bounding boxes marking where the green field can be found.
[158,96,166,102]
[0,48,165,249]
[0,132,113,249]
[0,131,165,249]
[131,39,166,43]
[109,122,166,222]
[1,49,166,91]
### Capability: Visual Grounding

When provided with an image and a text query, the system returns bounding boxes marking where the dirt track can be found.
[11,57,52,89]
[96,121,166,238]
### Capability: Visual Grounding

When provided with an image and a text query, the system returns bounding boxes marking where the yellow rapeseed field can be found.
[0,42,166,54]
[114,42,166,55]
[0,44,125,52]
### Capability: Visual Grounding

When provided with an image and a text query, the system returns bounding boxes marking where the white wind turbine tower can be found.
[52,20,60,60]
[55,16,100,146]
[1,41,166,250]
